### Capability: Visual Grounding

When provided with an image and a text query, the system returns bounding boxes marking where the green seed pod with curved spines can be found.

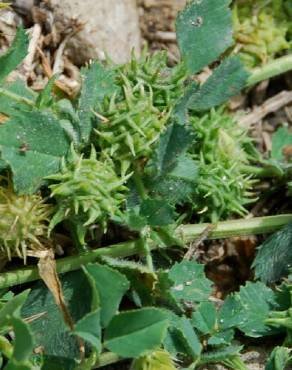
[117,49,188,111]
[0,178,52,262]
[96,78,170,174]
[131,350,177,370]
[47,147,129,230]
[232,0,291,68]
[189,108,258,222]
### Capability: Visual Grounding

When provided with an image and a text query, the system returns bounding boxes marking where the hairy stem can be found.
[247,54,292,87]
[240,164,284,178]
[94,352,121,368]
[0,214,291,289]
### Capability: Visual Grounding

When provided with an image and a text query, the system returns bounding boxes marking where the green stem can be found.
[0,88,34,107]
[94,352,121,368]
[132,167,147,200]
[0,214,291,289]
[0,335,13,359]
[240,164,283,178]
[247,54,292,87]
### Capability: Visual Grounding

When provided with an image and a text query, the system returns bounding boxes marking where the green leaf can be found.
[21,270,93,361]
[147,123,194,176]
[41,356,76,370]
[84,263,130,327]
[173,82,199,124]
[192,301,234,346]
[74,309,101,353]
[145,124,197,205]
[164,312,202,358]
[36,75,58,109]
[192,301,216,335]
[0,28,29,82]
[271,127,292,161]
[168,261,213,305]
[0,110,70,193]
[188,57,249,112]
[78,62,117,143]
[147,155,198,205]
[102,256,157,306]
[253,224,292,284]
[176,0,233,74]
[0,290,30,327]
[104,308,169,358]
[265,347,291,370]
[140,199,175,226]
[10,317,34,363]
[0,80,36,116]
[227,282,281,337]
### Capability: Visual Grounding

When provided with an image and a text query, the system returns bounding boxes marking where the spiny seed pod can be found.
[189,109,257,222]
[0,178,52,262]
[131,350,177,370]
[96,78,170,174]
[48,147,129,230]
[233,0,291,67]
[117,49,188,111]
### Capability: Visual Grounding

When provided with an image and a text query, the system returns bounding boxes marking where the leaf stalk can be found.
[0,214,291,289]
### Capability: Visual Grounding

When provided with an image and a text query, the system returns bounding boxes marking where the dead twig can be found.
[153,31,176,42]
[184,224,216,261]
[239,90,292,127]
[23,23,42,78]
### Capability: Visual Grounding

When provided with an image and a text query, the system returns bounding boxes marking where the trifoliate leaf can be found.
[192,301,234,346]
[104,308,169,358]
[188,57,249,112]
[147,155,198,205]
[253,224,292,284]
[0,27,28,82]
[168,261,213,304]
[265,346,292,370]
[0,110,70,194]
[271,127,292,161]
[176,0,233,74]
[84,263,130,327]
[225,282,281,337]
[78,62,118,143]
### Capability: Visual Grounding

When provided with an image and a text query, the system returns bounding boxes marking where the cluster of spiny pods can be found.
[0,51,257,261]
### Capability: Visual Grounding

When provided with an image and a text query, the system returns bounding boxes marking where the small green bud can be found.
[0,177,52,262]
[47,147,129,230]
[131,350,177,370]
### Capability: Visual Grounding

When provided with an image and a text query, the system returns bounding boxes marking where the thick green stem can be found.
[0,214,291,289]
[247,54,292,87]
[240,164,283,178]
[0,88,34,107]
